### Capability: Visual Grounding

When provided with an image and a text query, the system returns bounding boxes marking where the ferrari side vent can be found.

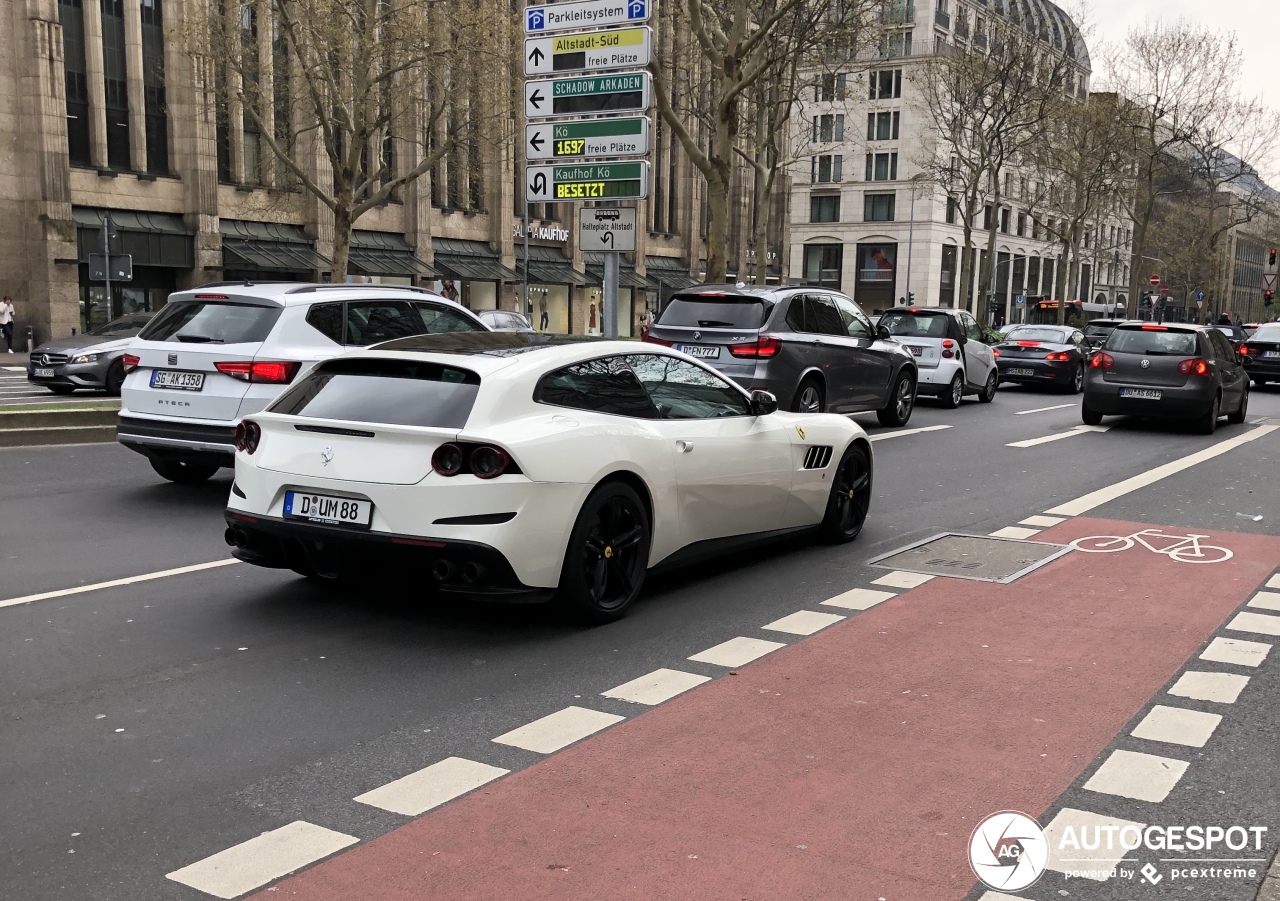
[802,445,833,470]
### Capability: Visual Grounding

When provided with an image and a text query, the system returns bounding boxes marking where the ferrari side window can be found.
[534,357,659,418]
[626,354,752,419]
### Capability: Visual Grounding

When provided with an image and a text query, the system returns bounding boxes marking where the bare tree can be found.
[189,0,514,279]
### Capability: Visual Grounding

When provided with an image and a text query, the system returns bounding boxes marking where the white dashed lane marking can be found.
[1043,808,1146,881]
[866,424,951,442]
[353,757,508,817]
[0,558,239,609]
[1007,425,1109,448]
[688,636,786,668]
[1013,403,1074,415]
[1200,636,1271,668]
[989,526,1042,539]
[1130,705,1222,748]
[601,668,711,705]
[1167,671,1250,704]
[1020,515,1065,528]
[871,570,933,589]
[1247,591,1280,612]
[761,610,845,636]
[820,588,896,611]
[1083,749,1189,803]
[492,706,624,754]
[1226,611,1280,637]
[165,821,358,899]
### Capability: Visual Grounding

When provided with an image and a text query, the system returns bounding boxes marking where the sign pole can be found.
[603,200,619,339]
[101,212,111,329]
[522,196,531,326]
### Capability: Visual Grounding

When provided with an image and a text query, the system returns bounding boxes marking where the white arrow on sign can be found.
[579,208,637,252]
[526,117,650,161]
[523,27,653,76]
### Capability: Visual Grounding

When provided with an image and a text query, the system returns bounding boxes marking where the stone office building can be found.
[1,0,787,347]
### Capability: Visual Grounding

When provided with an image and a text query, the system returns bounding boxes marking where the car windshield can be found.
[1005,327,1070,343]
[139,301,282,344]
[269,358,480,428]
[878,311,949,338]
[89,314,151,338]
[1105,328,1198,356]
[1251,325,1280,342]
[1084,325,1114,338]
[1215,327,1239,339]
[658,295,770,329]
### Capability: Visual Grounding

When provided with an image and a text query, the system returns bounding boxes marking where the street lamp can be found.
[903,173,931,306]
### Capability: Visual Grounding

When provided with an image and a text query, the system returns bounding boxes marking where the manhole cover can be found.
[869,533,1071,584]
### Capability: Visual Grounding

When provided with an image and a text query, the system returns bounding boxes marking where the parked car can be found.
[224,333,874,621]
[1239,322,1280,386]
[117,282,487,484]
[477,309,535,333]
[642,286,918,426]
[992,324,1091,393]
[27,312,154,395]
[876,307,998,408]
[1082,322,1249,434]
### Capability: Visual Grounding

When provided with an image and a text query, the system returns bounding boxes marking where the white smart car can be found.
[877,307,998,407]
[224,333,874,621]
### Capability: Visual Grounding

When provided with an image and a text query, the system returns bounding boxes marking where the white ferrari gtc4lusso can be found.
[224,333,874,621]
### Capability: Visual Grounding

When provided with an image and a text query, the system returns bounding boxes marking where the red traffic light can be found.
[1271,248,1278,266]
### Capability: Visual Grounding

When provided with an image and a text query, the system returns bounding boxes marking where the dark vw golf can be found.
[993,324,1091,393]
[1082,322,1249,434]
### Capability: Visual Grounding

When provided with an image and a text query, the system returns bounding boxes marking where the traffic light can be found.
[1266,289,1275,307]
[1270,248,1277,266]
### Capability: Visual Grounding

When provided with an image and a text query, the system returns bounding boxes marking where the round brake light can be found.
[233,420,261,454]
[470,446,510,480]
[432,443,464,477]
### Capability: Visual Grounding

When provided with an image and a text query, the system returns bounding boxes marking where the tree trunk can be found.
[981,188,1002,326]
[331,204,352,282]
[958,221,974,313]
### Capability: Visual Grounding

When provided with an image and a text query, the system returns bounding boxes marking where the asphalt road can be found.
[3,382,1279,900]
[0,366,121,407]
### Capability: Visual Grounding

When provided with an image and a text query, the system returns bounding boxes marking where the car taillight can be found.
[215,361,302,384]
[941,338,954,359]
[431,442,520,479]
[729,336,782,358]
[469,446,510,480]
[641,333,673,347]
[1091,352,1114,370]
[1177,358,1211,376]
[992,348,1001,358]
[1239,345,1252,355]
[1017,341,1041,347]
[233,420,261,454]
[432,443,465,477]
[1045,352,1071,361]
[121,353,140,371]
[1141,325,1168,331]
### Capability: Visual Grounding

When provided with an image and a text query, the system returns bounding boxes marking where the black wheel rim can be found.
[895,377,914,419]
[832,452,871,535]
[581,496,646,611]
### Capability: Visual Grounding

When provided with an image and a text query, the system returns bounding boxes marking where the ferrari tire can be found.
[819,444,872,544]
[558,481,650,624]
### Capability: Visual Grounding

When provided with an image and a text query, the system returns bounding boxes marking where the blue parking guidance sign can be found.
[526,0,650,34]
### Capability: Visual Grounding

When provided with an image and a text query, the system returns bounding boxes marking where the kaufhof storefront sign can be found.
[513,223,570,243]
[968,810,1269,892]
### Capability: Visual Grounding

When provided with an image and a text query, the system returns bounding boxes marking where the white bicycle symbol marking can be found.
[1069,529,1233,564]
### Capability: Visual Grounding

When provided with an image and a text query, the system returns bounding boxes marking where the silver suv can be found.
[117,282,486,483]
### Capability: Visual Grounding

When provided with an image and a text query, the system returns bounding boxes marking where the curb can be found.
[0,408,118,447]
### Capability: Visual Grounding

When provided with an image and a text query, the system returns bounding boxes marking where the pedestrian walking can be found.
[0,295,14,353]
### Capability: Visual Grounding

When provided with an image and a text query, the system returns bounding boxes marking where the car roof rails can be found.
[284,283,435,295]
[189,280,297,290]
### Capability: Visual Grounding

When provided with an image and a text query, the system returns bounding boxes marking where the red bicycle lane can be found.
[251,516,1280,901]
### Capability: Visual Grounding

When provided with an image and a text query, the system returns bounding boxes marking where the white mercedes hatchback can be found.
[224,333,875,621]
[117,282,486,483]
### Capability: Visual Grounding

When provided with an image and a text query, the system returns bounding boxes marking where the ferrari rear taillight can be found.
[728,336,782,358]
[469,446,510,480]
[432,443,465,476]
[1045,352,1071,362]
[215,360,301,384]
[1091,352,1114,370]
[233,420,261,454]
[432,442,520,479]
[1177,358,1211,377]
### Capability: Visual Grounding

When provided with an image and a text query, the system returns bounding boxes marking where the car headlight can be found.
[71,353,101,364]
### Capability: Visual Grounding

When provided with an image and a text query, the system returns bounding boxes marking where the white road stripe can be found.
[602,668,711,705]
[871,570,933,589]
[165,821,358,899]
[1043,808,1146,881]
[1168,671,1250,704]
[1200,637,1271,668]
[821,587,896,610]
[0,559,239,609]
[762,610,845,636]
[1247,591,1280,612]
[688,636,786,668]
[1268,574,1280,590]
[491,706,624,754]
[867,424,952,442]
[989,526,1042,539]
[1046,424,1280,517]
[1131,705,1222,748]
[1225,611,1280,637]
[1014,403,1074,415]
[1007,425,1109,448]
[1082,749,1189,802]
[353,757,508,816]
[1020,515,1066,528]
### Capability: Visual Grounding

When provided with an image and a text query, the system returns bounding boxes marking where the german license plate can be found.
[284,491,372,528]
[1264,351,1280,358]
[31,367,55,378]
[1007,368,1036,377]
[151,369,205,391]
[1120,387,1162,400]
[676,343,720,359]
[906,345,924,357]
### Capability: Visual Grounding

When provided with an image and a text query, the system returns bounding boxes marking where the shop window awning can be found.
[518,245,589,286]
[583,252,647,288]
[73,207,193,234]
[432,237,520,282]
[644,255,698,291]
[220,219,331,272]
[348,231,435,277]
[74,206,195,268]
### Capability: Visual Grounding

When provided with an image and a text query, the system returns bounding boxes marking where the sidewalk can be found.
[0,351,28,368]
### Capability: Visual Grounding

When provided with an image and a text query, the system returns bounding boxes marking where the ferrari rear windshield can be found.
[269,358,480,428]
[658,294,771,329]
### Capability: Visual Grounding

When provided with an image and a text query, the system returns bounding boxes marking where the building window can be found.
[59,0,92,166]
[804,244,843,289]
[813,114,844,143]
[946,196,957,224]
[810,194,840,223]
[812,154,842,183]
[815,72,847,102]
[1031,217,1041,241]
[999,207,1010,233]
[865,152,898,181]
[866,111,900,141]
[982,205,992,230]
[940,244,957,305]
[1016,212,1026,237]
[870,69,903,99]
[858,244,896,284]
[141,0,168,174]
[864,193,896,221]
[101,0,131,170]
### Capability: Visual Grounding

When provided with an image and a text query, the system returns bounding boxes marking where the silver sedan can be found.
[27,312,154,395]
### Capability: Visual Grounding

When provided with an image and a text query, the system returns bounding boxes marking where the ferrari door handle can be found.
[676,440,695,453]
